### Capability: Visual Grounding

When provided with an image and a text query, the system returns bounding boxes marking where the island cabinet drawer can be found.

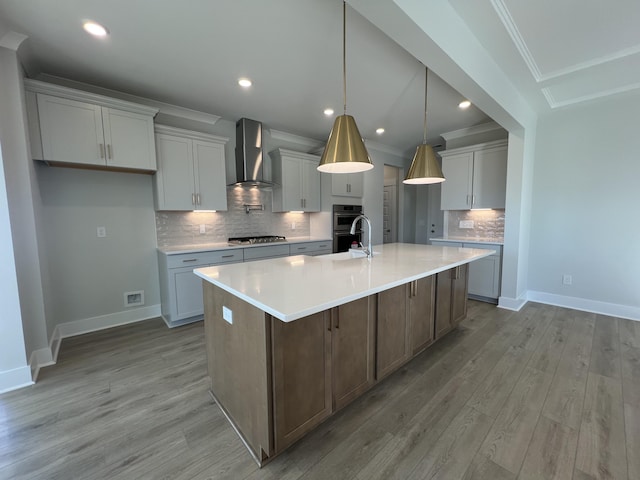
[243,244,290,261]
[166,249,243,268]
[290,241,332,256]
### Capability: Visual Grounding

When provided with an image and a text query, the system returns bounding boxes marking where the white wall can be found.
[528,94,640,318]
[362,144,412,245]
[37,167,161,328]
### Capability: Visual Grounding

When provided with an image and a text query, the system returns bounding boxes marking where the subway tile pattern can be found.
[445,209,505,240]
[156,187,310,247]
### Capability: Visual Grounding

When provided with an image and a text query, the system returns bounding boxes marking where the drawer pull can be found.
[298,247,307,250]
[182,259,198,263]
[221,254,235,258]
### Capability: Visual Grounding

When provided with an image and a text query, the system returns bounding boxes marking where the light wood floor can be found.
[1,301,638,480]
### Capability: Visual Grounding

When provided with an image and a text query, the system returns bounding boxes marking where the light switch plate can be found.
[97,226,106,237]
[459,220,474,229]
[222,306,233,324]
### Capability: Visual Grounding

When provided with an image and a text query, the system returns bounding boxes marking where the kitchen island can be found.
[194,243,492,465]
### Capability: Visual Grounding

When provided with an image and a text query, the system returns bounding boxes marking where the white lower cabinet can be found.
[158,240,332,327]
[463,243,501,302]
[430,240,502,303]
[158,249,243,328]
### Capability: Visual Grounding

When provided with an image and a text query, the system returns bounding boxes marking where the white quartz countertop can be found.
[158,236,332,255]
[430,237,504,246]
[194,243,493,322]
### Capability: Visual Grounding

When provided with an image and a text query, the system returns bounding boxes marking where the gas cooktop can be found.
[228,235,287,245]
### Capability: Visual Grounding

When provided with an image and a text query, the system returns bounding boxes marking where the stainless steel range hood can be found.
[231,118,271,187]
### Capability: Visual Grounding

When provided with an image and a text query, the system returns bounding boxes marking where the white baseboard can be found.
[0,365,34,394]
[56,304,161,338]
[527,291,640,321]
[25,304,161,386]
[29,346,55,382]
[498,294,528,311]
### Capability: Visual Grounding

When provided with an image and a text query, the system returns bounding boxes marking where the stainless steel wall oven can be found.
[332,204,363,252]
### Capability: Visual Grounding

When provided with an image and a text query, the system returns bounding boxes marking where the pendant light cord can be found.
[343,1,347,115]
[423,66,428,145]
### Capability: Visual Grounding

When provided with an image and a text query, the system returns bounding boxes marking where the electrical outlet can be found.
[97,226,106,237]
[291,222,296,230]
[459,220,474,229]
[199,224,206,234]
[223,306,233,324]
[562,274,572,285]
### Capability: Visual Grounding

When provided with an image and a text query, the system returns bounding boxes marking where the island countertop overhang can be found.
[194,242,494,322]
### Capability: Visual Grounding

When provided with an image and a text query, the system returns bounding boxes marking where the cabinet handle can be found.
[99,143,105,159]
[453,266,460,280]
[303,198,306,208]
[221,254,235,258]
[182,258,198,263]
[347,183,351,193]
[192,193,196,205]
[472,195,476,205]
[466,194,471,206]
[335,308,340,329]
[319,244,328,248]
[196,193,201,205]
[301,198,304,208]
[107,144,112,159]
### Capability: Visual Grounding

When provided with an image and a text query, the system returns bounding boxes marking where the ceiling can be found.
[1,0,638,156]
[448,0,640,110]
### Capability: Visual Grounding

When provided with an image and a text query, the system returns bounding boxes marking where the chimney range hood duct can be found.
[232,118,271,187]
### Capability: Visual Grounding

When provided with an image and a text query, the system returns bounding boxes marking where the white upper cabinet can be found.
[154,125,228,211]
[270,149,321,212]
[331,172,363,197]
[439,140,507,210]
[26,80,158,172]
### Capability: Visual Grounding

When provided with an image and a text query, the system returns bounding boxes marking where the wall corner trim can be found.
[498,294,528,311]
[526,291,640,322]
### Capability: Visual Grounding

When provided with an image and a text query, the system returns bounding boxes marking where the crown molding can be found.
[440,121,505,141]
[33,74,221,125]
[268,129,325,152]
[154,124,229,144]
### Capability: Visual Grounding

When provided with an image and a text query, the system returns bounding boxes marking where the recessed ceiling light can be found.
[83,21,108,37]
[376,128,385,135]
[324,108,334,116]
[459,100,471,109]
[238,78,252,88]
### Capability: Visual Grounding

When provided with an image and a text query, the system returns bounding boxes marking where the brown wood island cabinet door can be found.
[409,276,436,355]
[271,311,332,453]
[377,284,410,380]
[331,296,376,411]
[435,269,453,339]
[451,264,469,326]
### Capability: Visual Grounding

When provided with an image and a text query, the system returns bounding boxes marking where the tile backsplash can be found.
[156,187,310,247]
[445,209,505,240]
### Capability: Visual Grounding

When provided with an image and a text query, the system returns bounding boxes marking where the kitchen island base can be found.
[202,263,469,466]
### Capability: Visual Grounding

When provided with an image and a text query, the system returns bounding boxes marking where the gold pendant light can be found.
[403,66,445,184]
[318,1,373,174]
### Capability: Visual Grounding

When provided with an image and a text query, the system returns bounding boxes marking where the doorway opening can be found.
[383,165,400,243]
